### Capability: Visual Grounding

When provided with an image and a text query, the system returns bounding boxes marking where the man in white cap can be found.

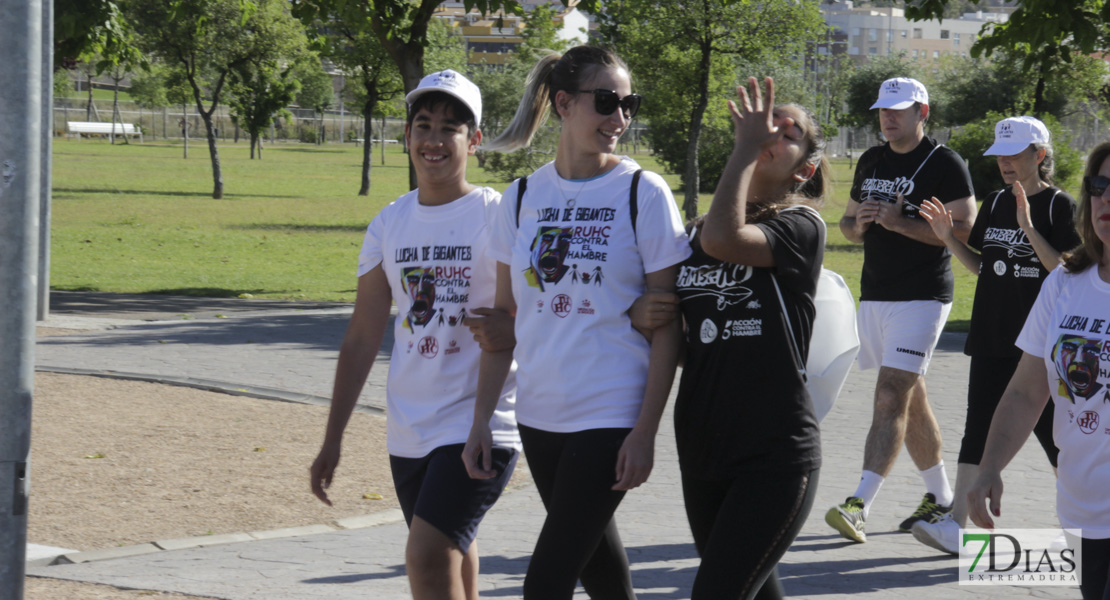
[826,77,977,543]
[309,69,522,598]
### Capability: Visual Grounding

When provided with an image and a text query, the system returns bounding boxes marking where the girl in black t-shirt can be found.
[635,77,827,600]
[915,116,1080,555]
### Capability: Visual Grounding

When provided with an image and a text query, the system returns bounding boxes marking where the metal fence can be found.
[53,97,408,144]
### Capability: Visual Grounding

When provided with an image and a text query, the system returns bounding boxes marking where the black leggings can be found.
[960,355,1057,467]
[682,467,820,600]
[518,424,635,600]
[1082,537,1110,600]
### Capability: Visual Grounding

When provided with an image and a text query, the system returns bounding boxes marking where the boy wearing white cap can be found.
[911,116,1079,554]
[309,69,521,598]
[827,77,977,543]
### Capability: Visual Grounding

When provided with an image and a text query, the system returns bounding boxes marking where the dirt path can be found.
[26,371,394,599]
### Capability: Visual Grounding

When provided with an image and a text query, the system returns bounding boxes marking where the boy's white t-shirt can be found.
[359,187,520,458]
[1016,265,1110,538]
[488,158,691,432]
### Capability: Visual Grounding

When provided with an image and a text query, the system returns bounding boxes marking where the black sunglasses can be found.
[574,89,642,119]
[1084,175,1110,197]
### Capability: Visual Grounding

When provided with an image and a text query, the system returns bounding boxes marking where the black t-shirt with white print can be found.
[964,186,1080,357]
[674,208,824,479]
[850,137,975,302]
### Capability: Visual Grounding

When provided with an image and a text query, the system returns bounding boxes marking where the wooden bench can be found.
[67,121,143,142]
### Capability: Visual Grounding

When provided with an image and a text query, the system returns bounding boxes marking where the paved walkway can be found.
[28,294,1076,599]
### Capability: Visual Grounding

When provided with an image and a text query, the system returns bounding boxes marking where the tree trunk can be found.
[182,102,188,159]
[380,114,386,166]
[111,86,119,144]
[401,56,423,191]
[359,101,374,196]
[86,73,94,121]
[682,42,713,220]
[199,111,224,199]
[1032,75,1048,117]
[250,132,257,159]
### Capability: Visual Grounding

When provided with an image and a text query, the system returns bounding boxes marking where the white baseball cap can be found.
[870,77,929,110]
[983,116,1050,156]
[405,69,482,129]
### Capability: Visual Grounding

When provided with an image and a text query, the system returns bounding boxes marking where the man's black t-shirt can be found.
[674,208,824,479]
[850,137,975,302]
[964,186,1080,357]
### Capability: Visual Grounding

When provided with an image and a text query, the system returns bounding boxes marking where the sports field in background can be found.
[49,138,978,329]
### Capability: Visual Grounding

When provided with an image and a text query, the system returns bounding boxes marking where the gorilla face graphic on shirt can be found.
[402,266,436,331]
[525,226,573,290]
[1051,334,1105,403]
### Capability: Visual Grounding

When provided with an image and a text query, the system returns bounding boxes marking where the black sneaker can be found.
[899,492,950,532]
[825,496,867,542]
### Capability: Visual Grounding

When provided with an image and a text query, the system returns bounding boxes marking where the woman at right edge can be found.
[966,142,1110,600]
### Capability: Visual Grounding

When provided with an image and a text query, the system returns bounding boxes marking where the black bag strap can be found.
[515,169,642,236]
[514,175,528,228]
[629,169,642,236]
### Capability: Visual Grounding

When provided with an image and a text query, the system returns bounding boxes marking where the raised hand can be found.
[1013,180,1033,232]
[729,77,785,153]
[919,197,955,242]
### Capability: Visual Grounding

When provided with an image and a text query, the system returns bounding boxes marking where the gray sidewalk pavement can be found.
[28,295,1077,599]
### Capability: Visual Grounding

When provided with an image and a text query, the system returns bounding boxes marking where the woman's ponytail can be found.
[482,52,561,152]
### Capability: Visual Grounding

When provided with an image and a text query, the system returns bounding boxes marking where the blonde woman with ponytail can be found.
[463,46,690,599]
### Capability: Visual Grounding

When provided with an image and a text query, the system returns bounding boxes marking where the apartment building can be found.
[820,1,1011,62]
[434,1,590,65]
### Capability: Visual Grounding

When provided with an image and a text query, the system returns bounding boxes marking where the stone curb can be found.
[42,509,407,567]
[34,365,384,416]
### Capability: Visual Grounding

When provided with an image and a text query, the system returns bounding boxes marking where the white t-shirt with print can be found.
[359,187,520,458]
[488,158,691,432]
[1017,265,1110,538]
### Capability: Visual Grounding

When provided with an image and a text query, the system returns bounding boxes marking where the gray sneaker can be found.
[825,496,867,543]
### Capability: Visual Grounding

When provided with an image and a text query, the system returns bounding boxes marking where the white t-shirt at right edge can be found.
[1017,265,1110,538]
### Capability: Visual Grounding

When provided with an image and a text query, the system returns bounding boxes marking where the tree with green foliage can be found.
[292,59,335,146]
[947,111,1082,195]
[128,0,307,198]
[602,0,826,218]
[55,0,131,71]
[471,4,569,181]
[907,0,1110,115]
[297,2,402,195]
[228,61,302,159]
[928,52,1108,127]
[291,0,581,189]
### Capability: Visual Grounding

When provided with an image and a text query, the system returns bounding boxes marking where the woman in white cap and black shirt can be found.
[914,116,1080,554]
[309,69,521,599]
[462,45,690,599]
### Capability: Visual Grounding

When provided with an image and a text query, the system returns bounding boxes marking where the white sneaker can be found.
[912,512,960,555]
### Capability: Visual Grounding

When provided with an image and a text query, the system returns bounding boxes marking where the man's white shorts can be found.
[856,300,951,375]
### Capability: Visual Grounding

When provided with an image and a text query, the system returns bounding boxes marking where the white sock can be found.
[920,461,955,507]
[852,470,885,519]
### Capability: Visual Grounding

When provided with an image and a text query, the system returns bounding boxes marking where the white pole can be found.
[38,0,53,321]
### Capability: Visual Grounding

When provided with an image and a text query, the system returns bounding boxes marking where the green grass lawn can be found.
[49,139,977,328]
